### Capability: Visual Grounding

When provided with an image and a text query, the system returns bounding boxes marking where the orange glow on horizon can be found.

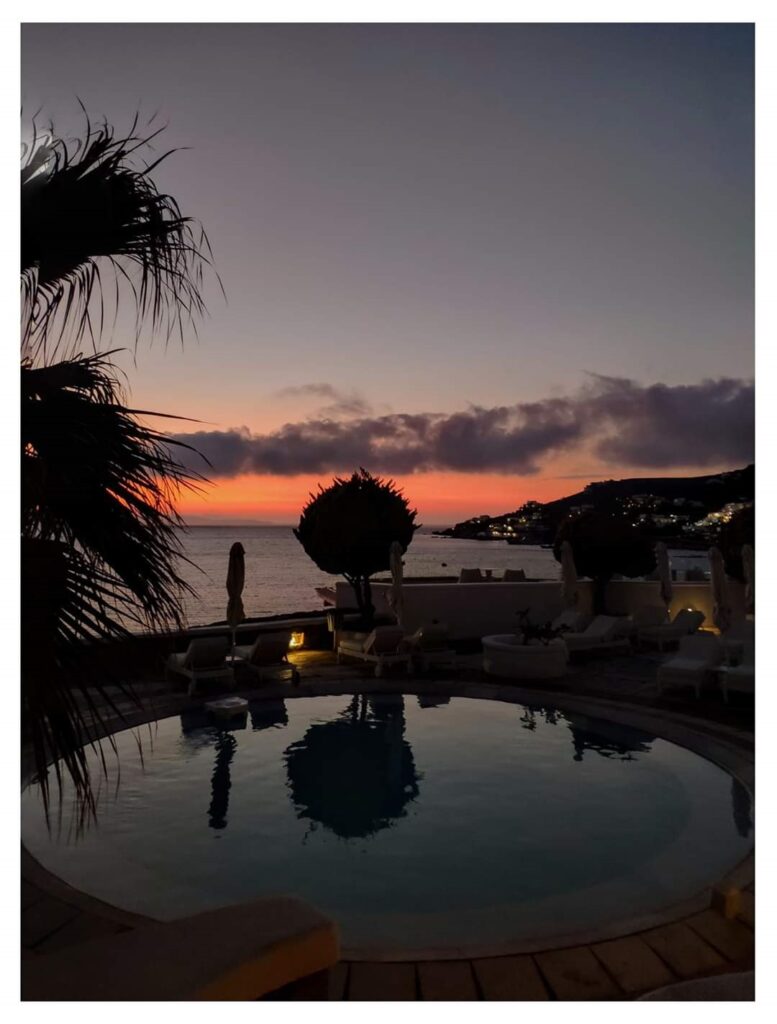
[176,470,585,525]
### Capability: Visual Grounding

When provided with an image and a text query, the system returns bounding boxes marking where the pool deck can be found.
[21,648,755,1000]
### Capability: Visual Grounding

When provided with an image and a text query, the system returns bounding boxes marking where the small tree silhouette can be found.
[717,505,754,582]
[554,511,655,614]
[294,468,419,623]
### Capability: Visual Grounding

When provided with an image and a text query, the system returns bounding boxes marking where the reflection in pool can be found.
[22,694,753,953]
[285,694,420,839]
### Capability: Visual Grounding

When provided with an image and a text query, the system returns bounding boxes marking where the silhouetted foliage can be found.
[717,505,754,583]
[294,468,418,622]
[208,731,238,830]
[554,511,656,614]
[515,609,567,646]
[21,112,217,364]
[21,113,214,817]
[284,695,420,839]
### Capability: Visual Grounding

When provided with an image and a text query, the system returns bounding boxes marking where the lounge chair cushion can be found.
[365,626,406,654]
[407,623,450,651]
[639,609,705,646]
[339,626,408,659]
[458,568,483,583]
[552,609,591,633]
[183,637,230,669]
[657,635,722,691]
[234,632,291,666]
[22,897,339,1001]
[632,605,669,628]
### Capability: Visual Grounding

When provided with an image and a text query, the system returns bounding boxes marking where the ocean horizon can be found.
[174,525,707,628]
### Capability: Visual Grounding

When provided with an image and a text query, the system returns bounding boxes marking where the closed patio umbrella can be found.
[560,540,579,607]
[226,541,246,652]
[387,541,404,627]
[655,542,673,610]
[708,546,732,633]
[742,544,755,614]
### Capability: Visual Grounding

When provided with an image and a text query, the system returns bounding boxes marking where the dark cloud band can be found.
[171,375,754,477]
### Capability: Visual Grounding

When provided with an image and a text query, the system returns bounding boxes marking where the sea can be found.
[174,526,708,628]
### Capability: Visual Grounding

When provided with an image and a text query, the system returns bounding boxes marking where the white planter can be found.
[482,635,568,680]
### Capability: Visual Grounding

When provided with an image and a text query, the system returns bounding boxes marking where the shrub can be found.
[554,511,656,614]
[294,468,419,624]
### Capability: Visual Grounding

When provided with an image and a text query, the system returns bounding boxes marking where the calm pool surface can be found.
[22,694,753,952]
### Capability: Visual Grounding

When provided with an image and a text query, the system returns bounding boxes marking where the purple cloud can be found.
[172,375,754,477]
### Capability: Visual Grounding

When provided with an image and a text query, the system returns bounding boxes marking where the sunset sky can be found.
[21,23,754,524]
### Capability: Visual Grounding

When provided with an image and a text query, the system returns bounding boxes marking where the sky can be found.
[21,22,754,523]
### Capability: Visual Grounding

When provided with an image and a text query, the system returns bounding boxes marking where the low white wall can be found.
[334,577,748,640]
[335,580,588,639]
[604,580,747,625]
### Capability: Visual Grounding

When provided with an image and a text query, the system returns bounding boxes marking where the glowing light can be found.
[289,631,305,649]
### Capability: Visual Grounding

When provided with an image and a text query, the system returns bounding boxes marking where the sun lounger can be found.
[166,637,233,696]
[718,638,754,702]
[552,608,592,633]
[458,568,484,582]
[337,625,412,677]
[617,604,669,639]
[22,896,339,1000]
[720,618,755,665]
[656,633,723,698]
[562,615,631,655]
[405,622,457,672]
[233,631,299,685]
[638,608,705,651]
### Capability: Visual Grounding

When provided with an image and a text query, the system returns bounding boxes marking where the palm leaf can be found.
[21,111,220,363]
[21,111,215,822]
[22,354,210,816]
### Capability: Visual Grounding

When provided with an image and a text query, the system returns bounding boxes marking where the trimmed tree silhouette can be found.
[553,511,656,615]
[21,114,215,815]
[284,695,420,839]
[294,469,418,624]
[717,505,754,583]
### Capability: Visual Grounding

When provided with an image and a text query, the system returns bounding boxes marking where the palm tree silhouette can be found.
[21,112,217,815]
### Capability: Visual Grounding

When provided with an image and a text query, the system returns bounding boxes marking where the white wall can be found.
[335,577,747,639]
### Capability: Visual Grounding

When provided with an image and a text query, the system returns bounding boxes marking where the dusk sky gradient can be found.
[21,23,754,523]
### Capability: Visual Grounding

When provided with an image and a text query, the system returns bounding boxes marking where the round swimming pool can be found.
[22,693,753,955]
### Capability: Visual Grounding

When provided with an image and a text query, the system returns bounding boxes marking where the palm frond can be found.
[21,352,210,815]
[21,111,220,363]
[23,351,206,628]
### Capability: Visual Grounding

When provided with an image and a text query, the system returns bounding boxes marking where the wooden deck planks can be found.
[34,913,128,955]
[472,955,548,1000]
[21,897,80,950]
[591,935,676,995]
[642,922,726,979]
[534,946,623,1000]
[686,910,755,963]
[418,960,478,1000]
[738,890,755,929]
[21,881,45,911]
[275,966,347,1000]
[348,962,417,1001]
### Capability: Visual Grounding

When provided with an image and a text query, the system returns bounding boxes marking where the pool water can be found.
[22,694,753,953]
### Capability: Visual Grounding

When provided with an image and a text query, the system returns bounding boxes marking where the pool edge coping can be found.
[22,680,754,963]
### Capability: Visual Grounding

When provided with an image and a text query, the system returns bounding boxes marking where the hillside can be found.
[436,465,754,542]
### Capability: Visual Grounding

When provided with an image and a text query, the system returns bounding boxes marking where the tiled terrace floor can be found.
[264,895,755,1000]
[22,647,755,1000]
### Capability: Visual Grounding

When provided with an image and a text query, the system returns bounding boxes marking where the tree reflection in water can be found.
[178,709,246,831]
[250,699,289,731]
[208,730,237,830]
[518,703,654,761]
[284,694,421,839]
